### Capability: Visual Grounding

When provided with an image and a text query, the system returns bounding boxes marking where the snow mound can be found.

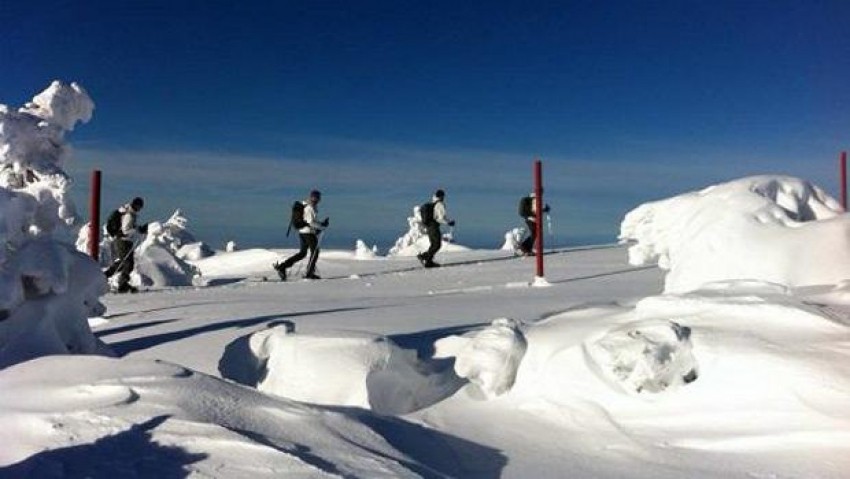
[436,318,527,399]
[619,175,850,293]
[584,320,697,394]
[234,325,463,414]
[0,355,449,477]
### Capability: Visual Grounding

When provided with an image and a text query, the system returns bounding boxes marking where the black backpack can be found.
[518,196,533,218]
[287,201,307,236]
[106,209,123,237]
[419,202,436,226]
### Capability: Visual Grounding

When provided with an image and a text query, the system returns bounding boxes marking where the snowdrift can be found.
[620,175,850,293]
[222,325,465,415]
[0,355,479,477]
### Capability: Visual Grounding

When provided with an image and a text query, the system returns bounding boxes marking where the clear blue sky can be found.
[3,1,849,249]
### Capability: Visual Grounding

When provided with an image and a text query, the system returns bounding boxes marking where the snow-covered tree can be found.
[0,81,107,368]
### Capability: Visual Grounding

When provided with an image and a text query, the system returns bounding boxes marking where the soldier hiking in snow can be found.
[417,189,454,268]
[518,192,550,256]
[274,190,328,280]
[103,197,148,293]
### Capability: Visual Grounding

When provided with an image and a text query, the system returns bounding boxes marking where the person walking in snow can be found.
[518,192,550,256]
[104,196,148,293]
[417,189,454,268]
[275,190,328,280]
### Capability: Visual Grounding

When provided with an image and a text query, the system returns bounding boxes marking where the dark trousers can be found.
[520,219,538,253]
[105,238,135,288]
[282,233,319,276]
[423,224,442,262]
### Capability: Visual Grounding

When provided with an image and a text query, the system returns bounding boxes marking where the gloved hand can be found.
[138,223,149,234]
[448,220,456,227]
[321,217,330,228]
[543,204,551,213]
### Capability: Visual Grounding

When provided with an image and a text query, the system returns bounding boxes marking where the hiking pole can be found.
[105,237,139,285]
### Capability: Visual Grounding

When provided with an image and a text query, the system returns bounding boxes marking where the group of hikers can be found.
[103,189,549,292]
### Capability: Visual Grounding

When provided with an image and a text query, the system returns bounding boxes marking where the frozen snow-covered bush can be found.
[584,320,697,394]
[388,204,469,256]
[79,209,204,288]
[354,239,379,259]
[0,81,107,368]
[225,240,237,252]
[501,227,524,252]
[619,175,850,293]
[388,205,429,256]
[132,211,201,287]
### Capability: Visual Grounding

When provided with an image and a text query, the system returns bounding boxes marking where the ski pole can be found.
[105,237,139,278]
[546,213,553,236]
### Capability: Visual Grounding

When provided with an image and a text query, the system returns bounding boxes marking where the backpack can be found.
[287,201,307,236]
[518,196,533,218]
[106,209,123,237]
[419,202,436,226]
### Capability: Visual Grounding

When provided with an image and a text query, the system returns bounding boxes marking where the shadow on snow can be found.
[0,415,206,479]
[107,307,371,356]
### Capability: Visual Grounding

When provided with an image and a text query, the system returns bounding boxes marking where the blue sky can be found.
[3,1,849,249]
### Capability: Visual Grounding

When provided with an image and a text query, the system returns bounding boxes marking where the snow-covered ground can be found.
[2,82,850,478]
[3,241,850,478]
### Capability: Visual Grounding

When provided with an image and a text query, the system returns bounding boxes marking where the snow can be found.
[0,81,106,369]
[388,204,470,257]
[620,175,850,293]
[1,83,849,477]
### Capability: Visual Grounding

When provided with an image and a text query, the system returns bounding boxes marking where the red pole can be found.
[533,159,544,278]
[841,151,847,212]
[87,170,101,260]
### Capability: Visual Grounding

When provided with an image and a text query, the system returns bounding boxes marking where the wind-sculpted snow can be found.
[228,325,465,415]
[435,318,527,399]
[0,81,106,369]
[584,320,697,394]
[619,175,850,293]
[0,356,453,477]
